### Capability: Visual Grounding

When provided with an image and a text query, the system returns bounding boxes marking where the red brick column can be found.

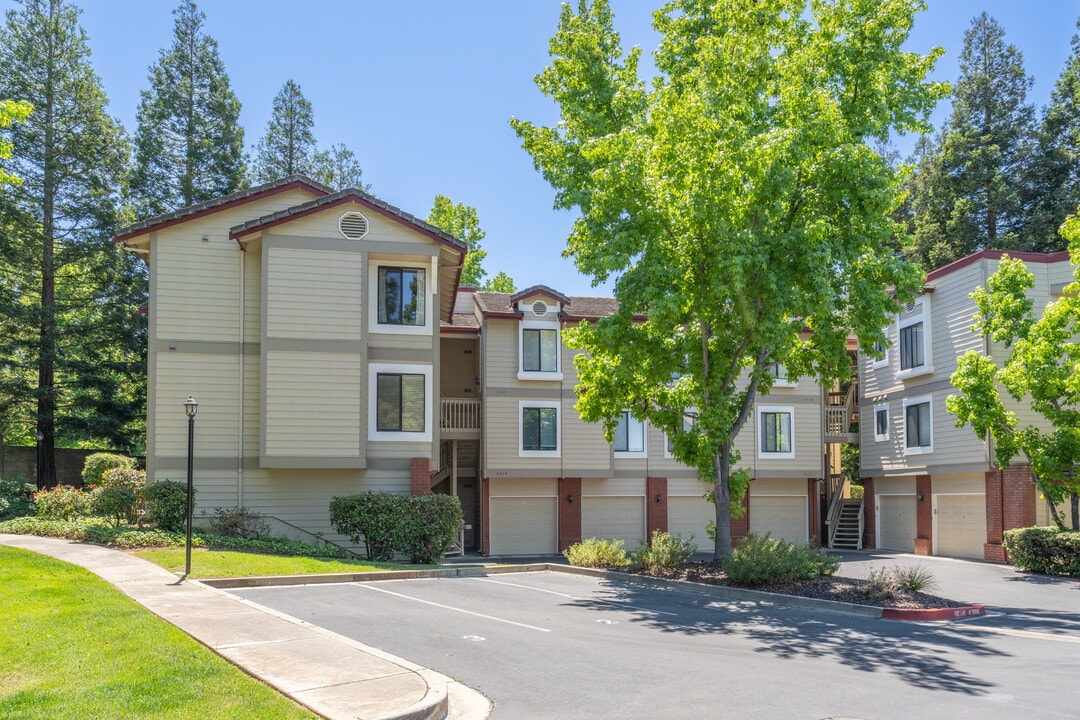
[862,478,876,549]
[558,477,582,552]
[984,464,1036,563]
[410,457,431,496]
[480,477,490,556]
[730,488,750,543]
[914,473,933,555]
[807,478,821,547]
[646,477,668,541]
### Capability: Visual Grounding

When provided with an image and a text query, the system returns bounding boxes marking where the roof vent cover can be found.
[532,301,548,316]
[339,212,369,240]
[904,300,918,314]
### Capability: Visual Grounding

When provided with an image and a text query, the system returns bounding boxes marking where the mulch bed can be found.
[616,561,966,609]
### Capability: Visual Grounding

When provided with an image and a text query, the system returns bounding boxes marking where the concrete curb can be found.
[881,604,987,621]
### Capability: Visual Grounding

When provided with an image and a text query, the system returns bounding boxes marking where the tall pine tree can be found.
[131,0,244,217]
[1024,20,1080,253]
[905,13,1035,270]
[252,79,316,183]
[310,143,368,190]
[0,0,141,485]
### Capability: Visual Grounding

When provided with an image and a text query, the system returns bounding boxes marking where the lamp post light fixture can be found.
[184,396,198,577]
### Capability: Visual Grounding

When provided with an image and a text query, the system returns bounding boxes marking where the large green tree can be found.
[947,216,1080,530]
[905,13,1035,270]
[1023,20,1080,254]
[513,0,942,558]
[251,80,317,183]
[131,0,244,217]
[0,0,142,485]
[426,195,516,290]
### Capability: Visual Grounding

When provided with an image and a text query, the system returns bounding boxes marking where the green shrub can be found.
[848,484,864,500]
[891,564,938,592]
[722,533,839,587]
[629,530,697,572]
[329,492,402,561]
[33,485,94,520]
[394,494,463,565]
[92,486,138,527]
[0,476,36,520]
[144,480,190,532]
[205,506,271,539]
[863,566,898,599]
[563,537,629,568]
[81,453,135,487]
[1004,526,1080,577]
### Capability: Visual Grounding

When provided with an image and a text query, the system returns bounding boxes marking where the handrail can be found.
[856,501,865,550]
[440,397,480,432]
[826,477,850,548]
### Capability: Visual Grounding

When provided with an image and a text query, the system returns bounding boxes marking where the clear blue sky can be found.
[4,1,1079,295]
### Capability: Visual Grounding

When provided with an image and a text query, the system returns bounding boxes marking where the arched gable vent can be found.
[339,211,369,240]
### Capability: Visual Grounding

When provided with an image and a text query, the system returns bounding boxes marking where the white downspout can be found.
[237,246,245,507]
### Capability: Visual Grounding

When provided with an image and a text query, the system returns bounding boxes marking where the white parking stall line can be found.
[469,577,679,617]
[354,583,552,632]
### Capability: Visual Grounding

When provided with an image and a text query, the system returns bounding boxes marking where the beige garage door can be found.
[878,494,917,552]
[668,496,714,547]
[489,497,557,556]
[749,495,807,545]
[935,494,986,559]
[582,496,645,550]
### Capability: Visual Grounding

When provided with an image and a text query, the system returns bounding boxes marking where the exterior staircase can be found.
[830,499,864,550]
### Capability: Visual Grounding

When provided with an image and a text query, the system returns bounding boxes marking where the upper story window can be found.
[769,361,797,387]
[520,400,560,457]
[758,405,795,459]
[871,339,889,370]
[368,362,433,442]
[518,316,562,381]
[903,394,933,455]
[873,403,890,442]
[378,266,425,326]
[614,410,646,455]
[896,297,932,379]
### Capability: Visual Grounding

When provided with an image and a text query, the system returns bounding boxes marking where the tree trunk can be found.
[1070,493,1079,531]
[37,1,58,489]
[712,444,733,559]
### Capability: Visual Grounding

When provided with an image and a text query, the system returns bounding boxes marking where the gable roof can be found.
[475,292,620,320]
[228,186,467,253]
[925,248,1071,284]
[510,285,570,305]
[115,175,333,245]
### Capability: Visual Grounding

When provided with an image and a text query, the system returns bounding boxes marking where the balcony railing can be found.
[441,397,481,433]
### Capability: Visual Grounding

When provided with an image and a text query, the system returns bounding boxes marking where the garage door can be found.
[878,494,917,552]
[582,496,645,550]
[668,496,714,547]
[935,494,986,559]
[489,497,557,556]
[749,495,807,545]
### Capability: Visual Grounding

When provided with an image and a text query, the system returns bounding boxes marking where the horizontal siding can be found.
[271,203,433,244]
[581,478,646,496]
[243,248,262,344]
[560,396,613,471]
[668,476,711,496]
[265,246,363,340]
[875,476,916,495]
[931,472,985,495]
[749,477,807,496]
[154,352,240,457]
[489,477,558,497]
[264,351,362,456]
[484,320,519,386]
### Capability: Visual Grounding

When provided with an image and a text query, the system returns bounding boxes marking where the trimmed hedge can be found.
[144,481,190,532]
[563,537,629,568]
[329,492,462,564]
[722,532,839,587]
[1003,526,1080,577]
[81,453,135,487]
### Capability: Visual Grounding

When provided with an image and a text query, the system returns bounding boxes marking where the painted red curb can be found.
[882,604,986,621]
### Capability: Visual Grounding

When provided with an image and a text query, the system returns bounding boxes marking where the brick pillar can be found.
[646,477,668,541]
[914,473,933,555]
[807,478,821,547]
[984,463,1036,563]
[410,457,432,496]
[861,478,877,549]
[730,488,751,543]
[480,477,490,556]
[558,477,582,552]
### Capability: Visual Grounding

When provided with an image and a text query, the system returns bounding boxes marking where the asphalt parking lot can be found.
[232,562,1080,720]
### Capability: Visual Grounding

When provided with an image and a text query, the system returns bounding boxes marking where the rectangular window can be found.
[873,404,889,442]
[899,321,924,371]
[376,373,425,432]
[905,400,931,449]
[760,410,792,454]
[614,410,645,453]
[522,406,558,451]
[522,328,558,372]
[377,266,426,326]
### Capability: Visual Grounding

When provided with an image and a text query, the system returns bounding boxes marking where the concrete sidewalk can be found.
[0,534,490,720]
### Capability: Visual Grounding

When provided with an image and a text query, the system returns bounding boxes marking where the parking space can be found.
[232,570,1079,720]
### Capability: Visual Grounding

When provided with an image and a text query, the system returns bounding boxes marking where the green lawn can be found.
[132,547,436,578]
[0,546,319,720]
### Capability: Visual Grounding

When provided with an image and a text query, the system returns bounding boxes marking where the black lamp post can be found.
[184,396,198,577]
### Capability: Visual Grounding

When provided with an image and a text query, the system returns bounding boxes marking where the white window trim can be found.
[902,393,933,455]
[519,400,561,458]
[664,408,696,459]
[895,296,933,380]
[770,362,798,388]
[873,403,890,442]
[871,338,889,370]
[613,410,647,458]
[368,362,433,442]
[757,405,795,460]
[517,317,563,381]
[368,259,435,336]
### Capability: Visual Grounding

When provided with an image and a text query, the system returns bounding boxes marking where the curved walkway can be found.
[0,534,491,720]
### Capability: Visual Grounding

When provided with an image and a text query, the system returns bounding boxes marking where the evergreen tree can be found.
[0,99,32,186]
[1024,20,1080,253]
[310,143,368,190]
[252,80,316,183]
[131,0,244,217]
[906,13,1035,270]
[427,195,488,287]
[0,0,141,485]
